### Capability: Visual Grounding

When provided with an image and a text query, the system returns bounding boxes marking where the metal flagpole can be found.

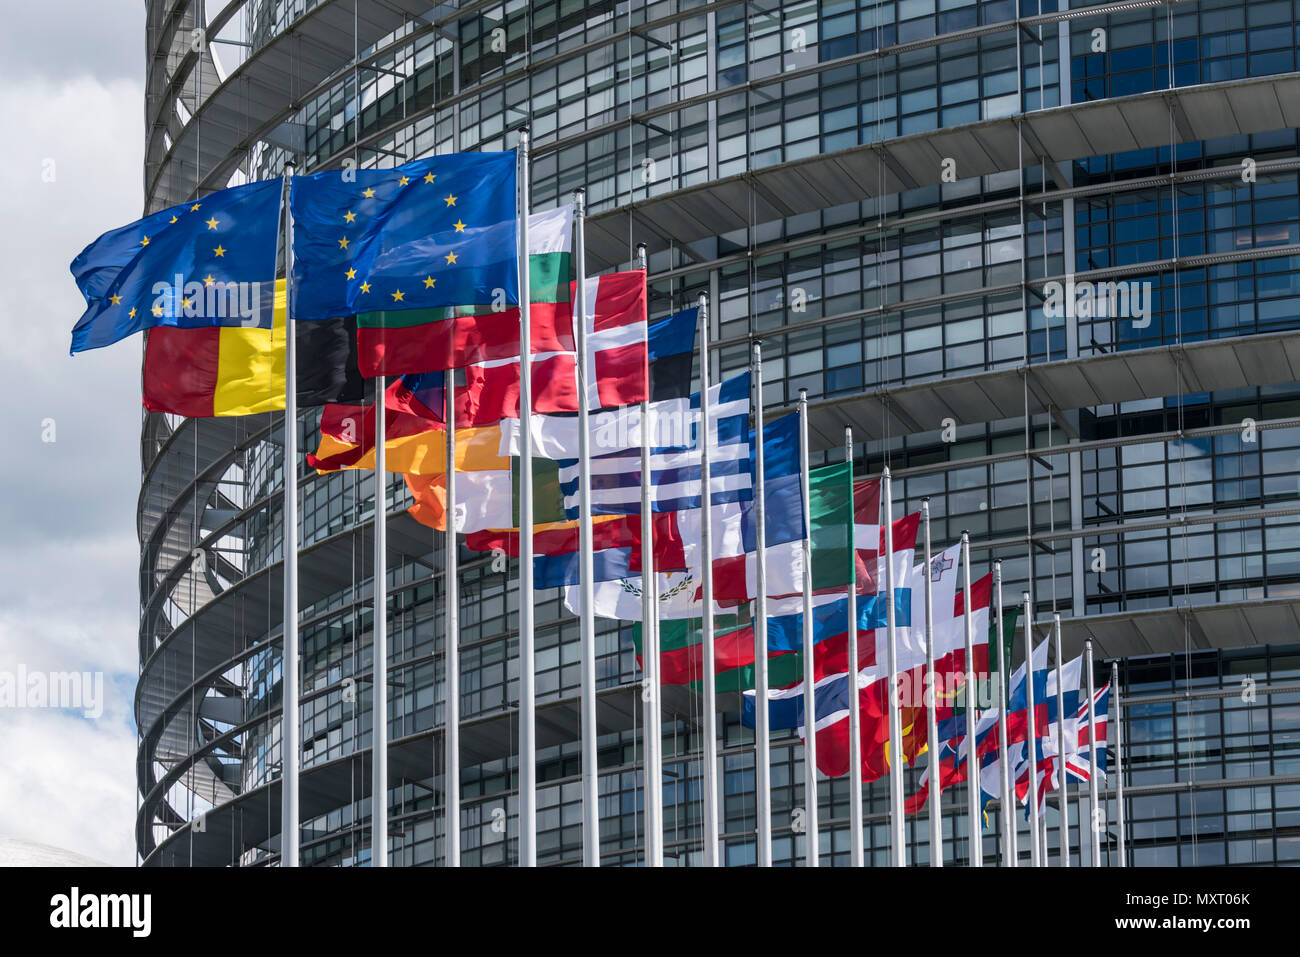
[797,390,818,867]
[1085,639,1099,868]
[636,242,662,868]
[516,129,537,867]
[572,190,600,867]
[994,561,1015,866]
[445,377,460,866]
[697,292,719,867]
[844,428,863,868]
[280,163,300,867]
[373,378,388,866]
[961,531,979,867]
[882,466,905,866]
[1023,592,1040,866]
[1112,660,1126,867]
[1053,613,1068,867]
[751,340,772,867]
[921,500,940,866]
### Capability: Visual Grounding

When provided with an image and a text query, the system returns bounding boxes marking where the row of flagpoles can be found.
[75,133,1132,868]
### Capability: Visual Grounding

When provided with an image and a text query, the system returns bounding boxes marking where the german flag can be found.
[142,279,370,417]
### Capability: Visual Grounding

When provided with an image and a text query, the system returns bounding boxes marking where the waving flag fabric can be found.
[554,370,749,515]
[142,279,373,417]
[1064,684,1110,783]
[71,178,282,353]
[632,614,804,693]
[451,270,650,425]
[308,399,507,474]
[907,638,1086,814]
[355,205,570,376]
[500,305,701,461]
[405,456,563,533]
[289,152,518,321]
[466,511,689,588]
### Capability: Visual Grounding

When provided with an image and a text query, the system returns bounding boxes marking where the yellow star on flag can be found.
[359,281,371,294]
[344,210,356,223]
[423,172,436,183]
[169,215,178,224]
[399,175,410,186]
[363,187,376,198]
[108,294,122,306]
[345,267,357,280]
[129,307,137,318]
[338,236,350,249]
[444,194,457,207]
[453,219,466,232]
[190,203,201,211]
[205,216,219,230]
[391,289,405,302]
[423,276,436,288]
[213,245,226,257]
[140,236,150,247]
[444,251,458,265]
[203,275,215,286]
[152,304,163,317]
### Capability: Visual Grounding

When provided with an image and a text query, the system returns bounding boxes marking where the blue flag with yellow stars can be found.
[69,178,282,354]
[288,152,518,320]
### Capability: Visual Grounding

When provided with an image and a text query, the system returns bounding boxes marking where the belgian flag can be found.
[142,279,370,417]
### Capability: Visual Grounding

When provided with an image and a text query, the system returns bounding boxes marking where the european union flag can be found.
[69,178,282,354]
[289,152,518,320]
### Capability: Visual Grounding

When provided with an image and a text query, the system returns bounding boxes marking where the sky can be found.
[0,1,147,865]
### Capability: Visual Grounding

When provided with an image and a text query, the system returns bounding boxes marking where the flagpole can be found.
[1023,592,1040,866]
[797,389,818,867]
[572,189,601,867]
[994,561,1015,867]
[1112,660,1126,867]
[1053,612,1068,867]
[961,531,979,867]
[280,163,300,868]
[882,466,905,866]
[844,428,863,868]
[1085,639,1098,868]
[921,500,940,866]
[637,242,663,868]
[373,377,388,867]
[445,375,460,867]
[697,292,719,868]
[751,339,772,867]
[516,128,537,867]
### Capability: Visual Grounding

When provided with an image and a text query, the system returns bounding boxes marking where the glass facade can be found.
[138,0,1300,865]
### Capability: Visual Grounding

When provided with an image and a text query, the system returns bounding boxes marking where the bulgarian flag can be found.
[355,205,574,376]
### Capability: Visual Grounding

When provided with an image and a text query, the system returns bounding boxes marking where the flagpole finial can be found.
[881,464,890,478]
[573,187,585,211]
[697,290,708,308]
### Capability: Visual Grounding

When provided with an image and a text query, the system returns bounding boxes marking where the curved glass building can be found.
[139,0,1300,866]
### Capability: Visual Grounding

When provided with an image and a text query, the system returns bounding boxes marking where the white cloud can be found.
[0,71,145,866]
